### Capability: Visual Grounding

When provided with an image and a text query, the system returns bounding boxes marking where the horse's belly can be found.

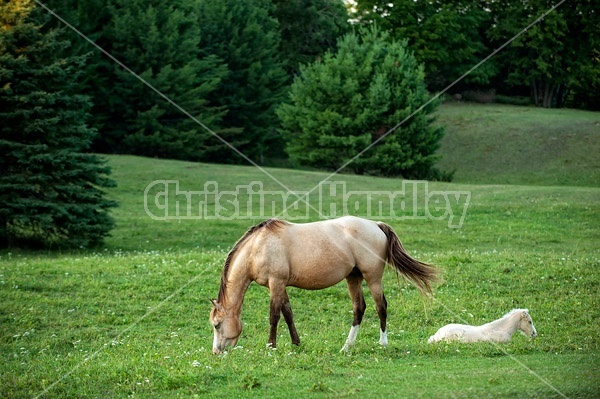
[287,260,353,290]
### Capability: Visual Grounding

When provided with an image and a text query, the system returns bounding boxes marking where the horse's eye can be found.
[214,323,221,330]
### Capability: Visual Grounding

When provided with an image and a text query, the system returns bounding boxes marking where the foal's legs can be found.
[268,282,300,348]
[341,268,367,352]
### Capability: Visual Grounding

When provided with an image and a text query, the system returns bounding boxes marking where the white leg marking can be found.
[340,325,360,352]
[379,329,388,347]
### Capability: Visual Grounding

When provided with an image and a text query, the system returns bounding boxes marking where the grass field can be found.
[1,104,599,398]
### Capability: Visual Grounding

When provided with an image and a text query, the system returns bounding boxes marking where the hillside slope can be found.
[434,103,600,186]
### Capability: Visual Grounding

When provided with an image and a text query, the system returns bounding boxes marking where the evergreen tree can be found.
[44,0,228,160]
[0,0,116,248]
[277,26,444,178]
[100,0,227,159]
[198,0,288,163]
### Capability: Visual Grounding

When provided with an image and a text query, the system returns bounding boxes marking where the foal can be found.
[428,309,537,344]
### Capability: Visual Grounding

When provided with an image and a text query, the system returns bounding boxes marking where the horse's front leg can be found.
[281,290,300,346]
[267,282,286,349]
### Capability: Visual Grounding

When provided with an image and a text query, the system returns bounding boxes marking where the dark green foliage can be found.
[491,0,599,110]
[489,0,563,108]
[354,0,495,92]
[277,26,444,178]
[273,0,350,78]
[355,0,598,110]
[43,0,228,160]
[197,0,289,163]
[0,0,116,248]
[90,0,227,159]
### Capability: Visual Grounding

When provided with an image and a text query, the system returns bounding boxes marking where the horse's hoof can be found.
[340,344,352,353]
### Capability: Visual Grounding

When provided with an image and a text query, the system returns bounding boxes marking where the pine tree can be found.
[44,0,228,160]
[198,0,288,164]
[0,0,116,248]
[98,0,228,159]
[277,26,445,179]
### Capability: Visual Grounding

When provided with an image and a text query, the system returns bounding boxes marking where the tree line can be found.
[13,0,599,164]
[1,0,596,247]
[356,0,598,110]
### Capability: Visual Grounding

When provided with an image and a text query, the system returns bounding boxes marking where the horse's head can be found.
[518,310,537,339]
[210,300,242,354]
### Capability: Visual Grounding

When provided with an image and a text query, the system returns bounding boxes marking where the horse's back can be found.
[291,216,387,262]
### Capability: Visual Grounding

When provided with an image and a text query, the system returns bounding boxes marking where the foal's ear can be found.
[521,310,529,318]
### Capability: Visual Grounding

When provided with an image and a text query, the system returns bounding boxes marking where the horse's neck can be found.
[482,313,519,335]
[222,261,252,315]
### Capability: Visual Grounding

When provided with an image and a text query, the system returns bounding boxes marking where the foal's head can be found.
[210,300,242,354]
[517,310,538,339]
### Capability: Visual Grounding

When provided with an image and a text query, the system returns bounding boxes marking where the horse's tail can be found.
[377,222,439,295]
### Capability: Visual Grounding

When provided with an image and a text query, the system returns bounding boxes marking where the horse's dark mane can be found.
[217,219,287,303]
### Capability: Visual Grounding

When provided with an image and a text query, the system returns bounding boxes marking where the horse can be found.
[427,308,537,344]
[209,216,439,354]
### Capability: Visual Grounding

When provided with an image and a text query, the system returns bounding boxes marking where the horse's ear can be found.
[521,310,528,318]
[210,299,224,312]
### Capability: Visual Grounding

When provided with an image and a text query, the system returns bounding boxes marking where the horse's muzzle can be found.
[212,335,238,354]
[530,328,538,339]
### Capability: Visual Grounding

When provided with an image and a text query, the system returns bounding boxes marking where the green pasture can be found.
[436,103,600,186]
[1,104,599,398]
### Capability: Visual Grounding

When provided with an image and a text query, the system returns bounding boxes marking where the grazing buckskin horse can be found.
[210,216,439,354]
[427,309,538,343]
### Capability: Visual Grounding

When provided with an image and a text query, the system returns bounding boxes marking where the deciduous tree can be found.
[354,0,495,92]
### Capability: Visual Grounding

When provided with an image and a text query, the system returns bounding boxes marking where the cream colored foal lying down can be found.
[428,309,537,343]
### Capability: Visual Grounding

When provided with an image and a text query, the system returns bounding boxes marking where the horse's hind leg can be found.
[341,268,367,352]
[366,279,388,347]
[281,290,300,346]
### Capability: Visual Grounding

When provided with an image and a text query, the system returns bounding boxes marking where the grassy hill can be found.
[434,103,600,186]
